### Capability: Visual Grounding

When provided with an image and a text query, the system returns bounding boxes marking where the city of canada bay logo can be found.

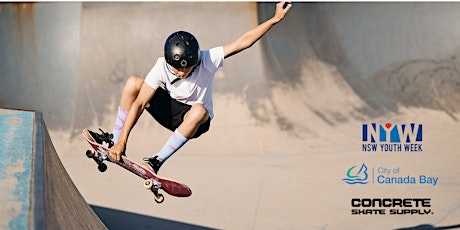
[342,163,369,184]
[343,164,439,186]
[362,123,423,152]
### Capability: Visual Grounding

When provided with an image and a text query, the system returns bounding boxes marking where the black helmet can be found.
[164,31,200,68]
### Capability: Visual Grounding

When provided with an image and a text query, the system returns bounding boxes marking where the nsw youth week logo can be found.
[362,123,423,152]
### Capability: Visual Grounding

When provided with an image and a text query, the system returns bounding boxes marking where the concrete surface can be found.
[0,109,35,229]
[0,108,106,229]
[1,2,460,230]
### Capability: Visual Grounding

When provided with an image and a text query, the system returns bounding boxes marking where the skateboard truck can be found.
[85,149,108,172]
[144,179,164,203]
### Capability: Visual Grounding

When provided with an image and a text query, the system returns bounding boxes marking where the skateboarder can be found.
[100,1,292,173]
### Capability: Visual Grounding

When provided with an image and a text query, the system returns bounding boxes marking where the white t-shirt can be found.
[144,46,224,119]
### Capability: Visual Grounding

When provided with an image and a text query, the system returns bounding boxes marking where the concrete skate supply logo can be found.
[342,164,439,186]
[362,123,422,152]
[342,164,369,184]
[351,198,433,215]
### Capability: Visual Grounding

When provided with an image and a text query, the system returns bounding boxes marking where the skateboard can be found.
[82,128,192,203]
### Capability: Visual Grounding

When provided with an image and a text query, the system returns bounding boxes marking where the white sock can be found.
[111,107,128,144]
[155,129,188,163]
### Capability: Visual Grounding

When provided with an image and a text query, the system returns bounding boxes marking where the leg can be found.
[112,76,144,143]
[178,103,210,139]
[153,104,209,166]
[118,75,145,111]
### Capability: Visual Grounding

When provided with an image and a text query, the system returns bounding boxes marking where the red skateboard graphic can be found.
[82,129,192,203]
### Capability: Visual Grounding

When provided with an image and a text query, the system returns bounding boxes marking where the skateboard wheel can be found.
[144,179,153,190]
[98,163,107,172]
[86,150,95,158]
[154,194,164,203]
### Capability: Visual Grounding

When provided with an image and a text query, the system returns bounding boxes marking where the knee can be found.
[124,75,144,94]
[185,104,209,124]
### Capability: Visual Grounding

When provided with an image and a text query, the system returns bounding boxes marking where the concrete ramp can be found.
[0,108,106,229]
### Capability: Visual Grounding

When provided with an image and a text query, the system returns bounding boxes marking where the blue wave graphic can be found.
[343,163,369,184]
[342,178,368,184]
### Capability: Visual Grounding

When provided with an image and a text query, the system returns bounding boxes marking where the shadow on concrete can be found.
[91,205,217,230]
[396,224,460,230]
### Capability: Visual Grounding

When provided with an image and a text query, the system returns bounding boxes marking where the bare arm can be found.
[223,1,291,58]
[110,82,156,161]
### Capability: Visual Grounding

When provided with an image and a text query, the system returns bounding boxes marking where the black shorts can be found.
[145,87,211,139]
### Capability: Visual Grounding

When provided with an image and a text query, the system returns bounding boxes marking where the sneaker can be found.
[143,156,163,174]
[88,128,114,148]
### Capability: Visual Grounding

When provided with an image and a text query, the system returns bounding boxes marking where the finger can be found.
[282,1,291,9]
[277,1,285,10]
[283,2,292,11]
[110,152,116,161]
[109,150,119,161]
[280,2,291,13]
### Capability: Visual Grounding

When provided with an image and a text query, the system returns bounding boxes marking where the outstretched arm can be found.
[223,1,291,58]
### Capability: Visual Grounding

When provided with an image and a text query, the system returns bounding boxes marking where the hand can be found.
[273,1,292,23]
[109,142,126,161]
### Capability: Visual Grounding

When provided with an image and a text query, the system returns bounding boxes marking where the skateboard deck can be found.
[82,129,192,203]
